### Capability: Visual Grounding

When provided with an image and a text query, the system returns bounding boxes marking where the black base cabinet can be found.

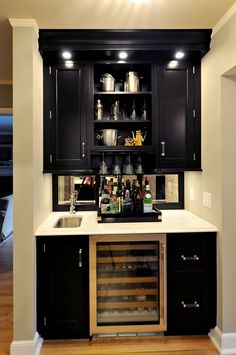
[37,236,89,339]
[166,232,216,335]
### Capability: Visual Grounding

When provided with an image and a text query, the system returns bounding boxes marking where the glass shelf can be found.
[94,91,152,95]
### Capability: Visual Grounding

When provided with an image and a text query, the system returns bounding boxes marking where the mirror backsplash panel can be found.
[55,173,182,210]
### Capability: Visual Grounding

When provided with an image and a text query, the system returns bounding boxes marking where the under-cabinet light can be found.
[65,60,74,68]
[168,60,178,69]
[62,51,72,59]
[175,51,185,59]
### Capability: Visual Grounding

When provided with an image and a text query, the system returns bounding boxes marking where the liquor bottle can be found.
[95,99,103,120]
[100,183,110,214]
[125,179,131,192]
[98,177,105,208]
[123,189,133,213]
[133,182,143,213]
[117,177,124,212]
[109,188,119,214]
[108,178,113,195]
[143,184,153,213]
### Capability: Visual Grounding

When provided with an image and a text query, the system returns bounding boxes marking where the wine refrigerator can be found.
[89,234,166,335]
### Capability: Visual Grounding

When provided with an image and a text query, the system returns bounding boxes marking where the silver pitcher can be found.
[97,129,120,146]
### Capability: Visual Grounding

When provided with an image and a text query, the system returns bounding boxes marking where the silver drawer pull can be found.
[181,254,199,261]
[181,301,199,308]
[78,248,82,268]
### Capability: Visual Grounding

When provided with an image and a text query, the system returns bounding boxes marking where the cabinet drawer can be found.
[167,281,212,334]
[173,282,208,321]
[167,233,212,273]
[166,233,216,335]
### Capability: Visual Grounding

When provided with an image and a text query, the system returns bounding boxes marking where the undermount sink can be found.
[54,216,82,228]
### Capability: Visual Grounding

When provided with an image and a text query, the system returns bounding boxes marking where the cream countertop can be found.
[35,210,217,236]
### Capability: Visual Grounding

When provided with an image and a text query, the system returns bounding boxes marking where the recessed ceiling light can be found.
[65,60,74,68]
[131,0,149,3]
[175,51,185,59]
[62,51,72,59]
[119,51,128,59]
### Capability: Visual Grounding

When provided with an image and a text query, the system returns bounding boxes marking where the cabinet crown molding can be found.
[39,29,212,58]
[9,18,38,36]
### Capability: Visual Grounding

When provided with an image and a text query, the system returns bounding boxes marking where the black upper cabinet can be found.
[156,62,201,169]
[43,63,91,172]
[40,30,211,172]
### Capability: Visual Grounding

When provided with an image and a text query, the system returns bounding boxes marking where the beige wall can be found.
[12,23,51,340]
[185,8,236,332]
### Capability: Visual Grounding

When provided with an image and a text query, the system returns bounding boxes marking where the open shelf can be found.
[94,91,152,95]
[91,145,154,152]
[94,119,151,124]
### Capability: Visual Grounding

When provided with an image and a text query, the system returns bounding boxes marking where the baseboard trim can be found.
[10,332,43,355]
[209,326,236,355]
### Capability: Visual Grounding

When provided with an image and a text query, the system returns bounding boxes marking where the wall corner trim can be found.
[209,326,236,355]
[10,332,43,355]
[212,3,236,38]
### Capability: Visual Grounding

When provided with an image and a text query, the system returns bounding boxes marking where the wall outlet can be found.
[203,192,212,208]
[190,187,195,201]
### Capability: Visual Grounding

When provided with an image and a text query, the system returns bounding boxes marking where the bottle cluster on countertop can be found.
[99,176,153,214]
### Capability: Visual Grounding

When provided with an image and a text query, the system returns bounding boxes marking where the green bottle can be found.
[143,184,153,213]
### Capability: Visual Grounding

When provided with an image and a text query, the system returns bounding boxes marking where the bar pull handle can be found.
[78,248,83,268]
[181,301,199,308]
[82,142,85,158]
[181,254,199,261]
[161,141,165,156]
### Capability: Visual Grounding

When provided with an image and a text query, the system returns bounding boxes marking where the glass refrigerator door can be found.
[96,241,160,326]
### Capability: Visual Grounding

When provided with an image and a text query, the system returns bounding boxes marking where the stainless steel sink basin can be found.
[54,216,82,228]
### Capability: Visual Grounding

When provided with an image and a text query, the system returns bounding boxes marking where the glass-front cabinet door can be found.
[90,234,166,335]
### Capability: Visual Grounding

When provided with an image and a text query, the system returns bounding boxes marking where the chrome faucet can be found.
[69,190,78,214]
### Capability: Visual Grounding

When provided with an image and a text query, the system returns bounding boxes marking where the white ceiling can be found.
[0,0,236,80]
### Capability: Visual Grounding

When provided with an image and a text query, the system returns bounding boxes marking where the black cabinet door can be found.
[44,64,90,172]
[166,233,216,335]
[157,63,200,169]
[37,236,89,339]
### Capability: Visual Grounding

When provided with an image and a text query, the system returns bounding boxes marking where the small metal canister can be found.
[126,71,139,92]
[100,73,115,92]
